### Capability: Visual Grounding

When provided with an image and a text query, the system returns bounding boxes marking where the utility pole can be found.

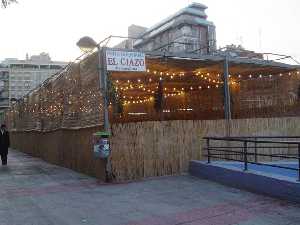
[223,52,231,137]
[223,52,231,121]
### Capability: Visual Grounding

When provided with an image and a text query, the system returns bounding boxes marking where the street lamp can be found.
[77,36,111,182]
[76,36,98,53]
[76,36,109,132]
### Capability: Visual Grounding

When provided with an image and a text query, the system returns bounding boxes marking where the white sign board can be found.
[106,50,146,72]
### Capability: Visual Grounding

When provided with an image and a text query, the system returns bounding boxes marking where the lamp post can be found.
[76,36,109,132]
[223,51,231,138]
[77,36,111,182]
[223,52,231,121]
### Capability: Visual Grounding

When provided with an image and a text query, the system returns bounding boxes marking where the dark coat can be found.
[0,131,10,155]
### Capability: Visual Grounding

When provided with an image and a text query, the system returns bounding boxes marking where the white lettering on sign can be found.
[106,50,146,72]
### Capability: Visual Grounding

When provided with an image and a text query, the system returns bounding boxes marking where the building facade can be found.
[2,53,67,101]
[0,65,10,122]
[224,44,264,59]
[116,3,216,54]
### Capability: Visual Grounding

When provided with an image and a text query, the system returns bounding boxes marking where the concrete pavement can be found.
[0,149,300,225]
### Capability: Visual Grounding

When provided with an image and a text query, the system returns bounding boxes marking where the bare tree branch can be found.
[1,0,17,8]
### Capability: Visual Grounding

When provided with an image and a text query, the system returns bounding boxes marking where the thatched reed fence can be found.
[9,116,300,181]
[5,50,300,181]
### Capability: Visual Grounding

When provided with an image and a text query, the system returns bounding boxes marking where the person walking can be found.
[0,124,10,165]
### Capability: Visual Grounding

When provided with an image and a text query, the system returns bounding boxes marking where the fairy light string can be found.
[7,68,300,124]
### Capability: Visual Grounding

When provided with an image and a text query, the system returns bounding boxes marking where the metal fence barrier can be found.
[203,136,300,181]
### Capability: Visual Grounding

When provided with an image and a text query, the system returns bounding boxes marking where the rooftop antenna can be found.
[258,28,262,52]
[236,36,244,47]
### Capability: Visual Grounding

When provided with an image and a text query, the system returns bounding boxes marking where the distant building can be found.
[114,25,148,50]
[116,3,217,54]
[1,53,67,101]
[0,65,9,111]
[224,44,264,59]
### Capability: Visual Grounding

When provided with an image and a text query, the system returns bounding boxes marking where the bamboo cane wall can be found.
[4,52,300,181]
[10,126,107,180]
[9,117,300,181]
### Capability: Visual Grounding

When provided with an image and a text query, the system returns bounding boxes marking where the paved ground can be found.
[0,150,300,225]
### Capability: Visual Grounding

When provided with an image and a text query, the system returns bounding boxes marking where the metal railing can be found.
[203,136,300,181]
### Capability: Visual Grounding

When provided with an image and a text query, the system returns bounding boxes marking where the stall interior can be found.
[110,56,300,123]
[5,52,300,132]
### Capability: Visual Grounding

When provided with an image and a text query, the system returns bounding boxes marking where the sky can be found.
[0,0,299,63]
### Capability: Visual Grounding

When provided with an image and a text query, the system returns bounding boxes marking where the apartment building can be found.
[2,53,67,101]
[116,3,217,54]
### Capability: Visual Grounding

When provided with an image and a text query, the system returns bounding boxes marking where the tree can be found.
[1,0,17,8]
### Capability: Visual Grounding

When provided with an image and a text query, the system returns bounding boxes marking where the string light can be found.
[8,67,300,124]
